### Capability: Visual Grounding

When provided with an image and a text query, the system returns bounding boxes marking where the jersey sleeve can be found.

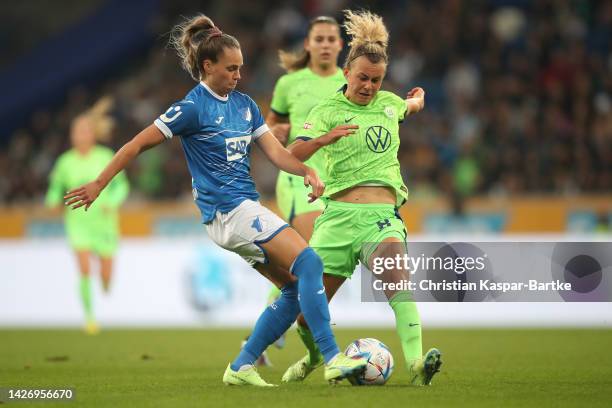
[295,105,330,141]
[248,98,270,140]
[269,75,290,116]
[44,155,66,207]
[153,99,199,139]
[391,93,408,122]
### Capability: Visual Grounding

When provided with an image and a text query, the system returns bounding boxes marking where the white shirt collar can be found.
[200,81,229,102]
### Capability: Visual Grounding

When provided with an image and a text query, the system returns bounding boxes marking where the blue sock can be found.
[231,281,299,370]
[291,247,339,363]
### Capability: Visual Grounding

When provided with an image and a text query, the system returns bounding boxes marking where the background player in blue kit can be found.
[64,14,366,387]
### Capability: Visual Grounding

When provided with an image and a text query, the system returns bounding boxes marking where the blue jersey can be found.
[154,82,269,223]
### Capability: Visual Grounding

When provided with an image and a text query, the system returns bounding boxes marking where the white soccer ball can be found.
[344,338,394,385]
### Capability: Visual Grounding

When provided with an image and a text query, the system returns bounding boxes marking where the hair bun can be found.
[343,9,389,49]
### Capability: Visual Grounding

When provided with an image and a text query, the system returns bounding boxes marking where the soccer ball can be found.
[344,338,394,385]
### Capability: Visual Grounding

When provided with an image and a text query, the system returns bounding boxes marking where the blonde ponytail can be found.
[86,96,115,142]
[343,10,389,68]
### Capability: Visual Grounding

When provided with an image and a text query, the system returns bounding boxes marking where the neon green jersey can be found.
[45,145,129,222]
[270,67,345,176]
[299,87,409,205]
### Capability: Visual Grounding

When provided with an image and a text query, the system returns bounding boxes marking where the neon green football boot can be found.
[281,354,324,383]
[409,348,442,386]
[323,353,368,384]
[222,363,277,387]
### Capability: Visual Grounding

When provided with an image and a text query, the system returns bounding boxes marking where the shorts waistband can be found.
[325,199,397,211]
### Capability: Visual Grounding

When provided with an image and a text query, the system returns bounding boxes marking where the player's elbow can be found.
[286,139,305,153]
[286,146,303,161]
[287,140,313,162]
[286,141,296,153]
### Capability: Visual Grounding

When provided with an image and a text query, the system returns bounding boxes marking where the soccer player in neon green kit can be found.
[46,105,129,334]
[244,16,346,365]
[282,10,442,386]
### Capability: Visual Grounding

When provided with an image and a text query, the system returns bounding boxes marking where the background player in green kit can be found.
[241,16,346,365]
[46,100,129,334]
[268,15,344,239]
[281,10,442,386]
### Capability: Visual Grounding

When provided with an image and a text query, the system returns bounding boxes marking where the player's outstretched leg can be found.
[409,348,443,386]
[388,291,424,372]
[225,280,300,386]
[389,291,442,385]
[239,285,283,367]
[290,248,366,383]
[372,237,440,386]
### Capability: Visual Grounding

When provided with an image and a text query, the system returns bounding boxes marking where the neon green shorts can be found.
[275,171,325,222]
[65,216,119,257]
[309,200,407,278]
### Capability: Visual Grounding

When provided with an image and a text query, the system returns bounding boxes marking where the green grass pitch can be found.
[1,328,611,407]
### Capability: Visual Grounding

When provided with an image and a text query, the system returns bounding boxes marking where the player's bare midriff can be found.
[330,185,396,205]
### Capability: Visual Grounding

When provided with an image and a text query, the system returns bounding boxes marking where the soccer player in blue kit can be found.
[64,14,366,387]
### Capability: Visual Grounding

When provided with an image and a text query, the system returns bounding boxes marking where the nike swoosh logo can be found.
[408,323,420,327]
[317,287,326,295]
[344,116,356,123]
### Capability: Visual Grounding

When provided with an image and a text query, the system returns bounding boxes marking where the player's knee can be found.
[292,247,323,278]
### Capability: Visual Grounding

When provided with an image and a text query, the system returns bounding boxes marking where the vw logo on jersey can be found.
[226,135,252,161]
[365,126,391,153]
[160,106,182,123]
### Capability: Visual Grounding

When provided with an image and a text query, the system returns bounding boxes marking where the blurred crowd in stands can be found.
[1,0,610,205]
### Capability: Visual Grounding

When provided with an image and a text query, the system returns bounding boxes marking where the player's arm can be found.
[287,124,358,162]
[256,131,324,201]
[64,125,165,210]
[405,87,425,116]
[267,76,291,145]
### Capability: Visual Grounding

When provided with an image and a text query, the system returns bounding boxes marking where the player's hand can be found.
[303,166,325,203]
[320,125,358,146]
[271,123,291,146]
[64,180,102,211]
[406,87,425,113]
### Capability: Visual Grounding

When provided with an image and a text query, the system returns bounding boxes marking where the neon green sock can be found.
[79,276,94,323]
[389,291,422,369]
[297,325,323,365]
